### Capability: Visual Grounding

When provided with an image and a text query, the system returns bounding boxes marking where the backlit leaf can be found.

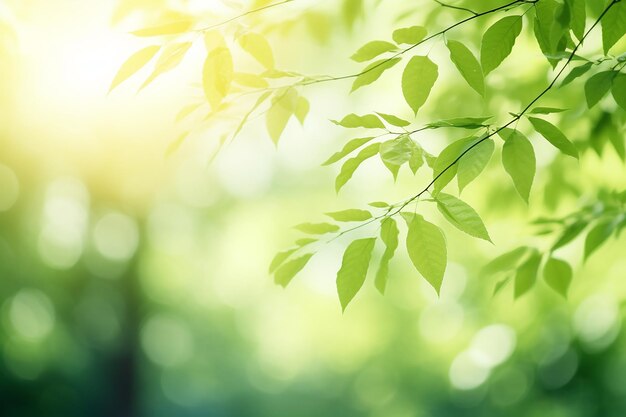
[336,143,381,192]
[406,215,447,294]
[528,117,578,158]
[435,193,491,242]
[480,16,523,75]
[543,257,572,297]
[457,138,494,192]
[238,32,274,69]
[275,254,313,287]
[325,209,372,222]
[351,40,398,62]
[351,58,401,92]
[337,238,376,311]
[295,222,340,234]
[402,55,438,114]
[447,39,484,96]
[514,252,541,298]
[322,137,375,166]
[202,47,234,109]
[500,129,536,203]
[392,26,427,45]
[375,218,399,294]
[332,114,384,129]
[110,45,160,92]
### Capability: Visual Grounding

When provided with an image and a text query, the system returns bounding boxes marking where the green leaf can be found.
[435,193,491,242]
[543,257,572,297]
[528,117,578,158]
[406,215,447,294]
[266,89,297,144]
[141,42,192,90]
[480,16,523,75]
[447,40,484,96]
[560,62,593,87]
[432,136,480,194]
[500,129,536,203]
[427,117,491,129]
[379,135,413,180]
[238,32,274,69]
[552,219,587,250]
[322,137,375,166]
[482,246,530,276]
[274,254,313,287]
[457,138,494,193]
[529,107,567,114]
[295,238,317,247]
[131,20,193,37]
[409,142,425,174]
[332,114,384,129]
[402,55,439,114]
[611,73,626,110]
[336,143,381,192]
[165,132,190,157]
[369,201,389,208]
[567,0,586,41]
[376,112,410,127]
[269,248,298,273]
[325,209,372,222]
[294,222,340,234]
[351,40,398,62]
[514,252,541,299]
[584,219,615,260]
[110,45,160,92]
[375,218,399,294]
[601,0,626,53]
[392,26,427,44]
[294,96,310,125]
[585,71,616,108]
[202,46,234,109]
[351,58,401,92]
[336,238,377,311]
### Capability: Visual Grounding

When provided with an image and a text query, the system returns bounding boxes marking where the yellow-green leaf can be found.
[110,45,160,92]
[351,58,401,92]
[325,209,372,222]
[375,218,399,294]
[350,40,397,62]
[447,39,484,96]
[500,129,536,203]
[275,254,313,287]
[336,143,381,192]
[406,214,447,294]
[528,117,578,158]
[337,238,376,311]
[402,55,438,115]
[238,32,274,69]
[295,222,340,234]
[480,16,523,75]
[435,193,491,242]
[140,42,192,90]
[543,257,572,297]
[392,26,427,45]
[202,47,234,109]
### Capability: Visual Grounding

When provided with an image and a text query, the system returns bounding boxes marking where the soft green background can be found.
[1,0,626,416]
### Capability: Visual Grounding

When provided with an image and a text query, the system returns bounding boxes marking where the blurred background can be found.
[1,0,626,416]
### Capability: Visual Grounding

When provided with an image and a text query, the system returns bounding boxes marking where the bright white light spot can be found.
[468,324,517,368]
[449,350,491,390]
[574,294,620,351]
[9,289,55,341]
[141,315,194,368]
[93,212,139,262]
[38,178,89,269]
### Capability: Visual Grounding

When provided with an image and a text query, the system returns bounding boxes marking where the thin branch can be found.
[387,0,619,218]
[300,0,535,87]
[195,0,296,33]
[433,0,478,16]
